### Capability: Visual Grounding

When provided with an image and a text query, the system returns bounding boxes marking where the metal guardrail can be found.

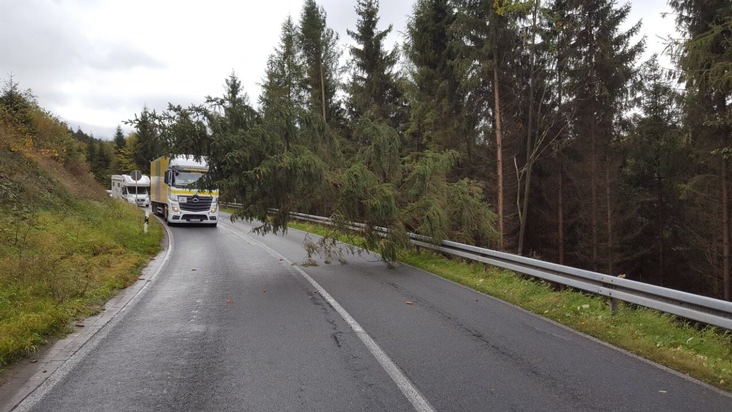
[408,235,732,331]
[224,206,732,331]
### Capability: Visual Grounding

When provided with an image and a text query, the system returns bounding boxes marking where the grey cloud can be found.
[85,42,165,71]
[0,1,163,105]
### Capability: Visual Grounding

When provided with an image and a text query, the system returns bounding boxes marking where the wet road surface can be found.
[7,215,732,411]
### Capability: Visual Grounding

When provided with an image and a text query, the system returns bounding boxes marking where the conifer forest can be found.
[87,1,731,300]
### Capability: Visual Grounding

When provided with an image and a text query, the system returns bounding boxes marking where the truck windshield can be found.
[172,170,204,187]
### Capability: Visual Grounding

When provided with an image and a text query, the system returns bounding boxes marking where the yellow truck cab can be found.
[150,155,219,226]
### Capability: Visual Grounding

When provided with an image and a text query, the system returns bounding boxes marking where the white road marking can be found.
[219,223,436,412]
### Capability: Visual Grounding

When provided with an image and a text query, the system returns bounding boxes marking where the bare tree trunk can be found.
[320,61,327,122]
[606,162,613,275]
[494,65,504,251]
[723,157,730,300]
[518,2,539,256]
[591,125,598,272]
[657,175,666,286]
[556,31,565,266]
[558,161,565,265]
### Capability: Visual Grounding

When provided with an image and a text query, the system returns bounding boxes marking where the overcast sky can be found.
[1,0,676,140]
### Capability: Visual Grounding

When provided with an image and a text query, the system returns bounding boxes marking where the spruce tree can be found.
[260,17,307,151]
[670,0,731,299]
[113,125,125,151]
[560,0,642,272]
[298,0,342,127]
[451,0,527,251]
[404,0,462,155]
[620,57,689,287]
[346,0,404,130]
[131,106,164,172]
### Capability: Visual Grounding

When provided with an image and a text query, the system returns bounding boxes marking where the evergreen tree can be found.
[130,106,164,172]
[400,150,496,246]
[298,0,342,127]
[202,72,260,182]
[0,75,35,128]
[138,69,328,236]
[405,0,462,155]
[670,0,732,299]
[113,125,126,151]
[86,139,97,173]
[451,0,527,251]
[560,0,642,272]
[207,72,259,137]
[117,133,139,174]
[346,0,405,130]
[620,56,690,287]
[260,16,308,151]
[71,127,94,145]
[85,139,113,184]
[533,0,578,265]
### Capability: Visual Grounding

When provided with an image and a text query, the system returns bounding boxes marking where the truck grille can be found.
[179,196,213,212]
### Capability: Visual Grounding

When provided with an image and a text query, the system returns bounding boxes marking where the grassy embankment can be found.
[0,147,163,375]
[288,220,732,393]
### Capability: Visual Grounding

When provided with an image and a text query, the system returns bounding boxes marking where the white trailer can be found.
[111,174,151,207]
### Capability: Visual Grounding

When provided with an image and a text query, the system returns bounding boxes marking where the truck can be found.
[110,174,151,207]
[150,155,219,226]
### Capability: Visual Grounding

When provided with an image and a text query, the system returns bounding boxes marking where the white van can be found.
[111,174,151,207]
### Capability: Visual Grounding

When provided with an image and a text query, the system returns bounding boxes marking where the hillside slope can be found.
[0,102,163,373]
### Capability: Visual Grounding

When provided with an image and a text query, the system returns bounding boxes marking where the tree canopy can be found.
[118,0,732,299]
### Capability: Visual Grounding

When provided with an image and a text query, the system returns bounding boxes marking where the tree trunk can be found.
[657,174,666,286]
[558,161,565,265]
[556,32,565,266]
[494,65,504,251]
[320,61,327,122]
[518,2,539,256]
[591,123,598,272]
[606,162,613,275]
[723,156,730,300]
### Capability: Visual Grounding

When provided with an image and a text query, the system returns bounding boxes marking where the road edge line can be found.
[219,223,436,412]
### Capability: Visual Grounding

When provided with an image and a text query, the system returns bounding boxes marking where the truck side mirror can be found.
[164,170,171,185]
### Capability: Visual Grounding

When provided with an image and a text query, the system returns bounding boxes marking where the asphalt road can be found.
[6,215,732,411]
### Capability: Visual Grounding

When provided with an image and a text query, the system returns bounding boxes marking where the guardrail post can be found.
[610,297,618,315]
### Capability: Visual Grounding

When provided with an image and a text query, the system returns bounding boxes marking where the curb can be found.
[0,220,172,412]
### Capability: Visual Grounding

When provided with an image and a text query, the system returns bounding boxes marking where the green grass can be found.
[289,220,732,393]
[0,199,163,371]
